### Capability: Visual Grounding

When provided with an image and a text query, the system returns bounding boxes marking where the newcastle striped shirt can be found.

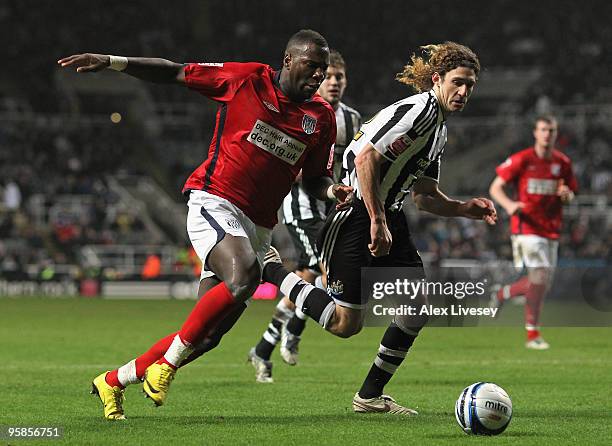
[341,90,447,211]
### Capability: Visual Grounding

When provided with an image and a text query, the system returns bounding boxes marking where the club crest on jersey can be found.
[225,217,241,230]
[328,280,344,298]
[551,163,561,176]
[302,114,317,135]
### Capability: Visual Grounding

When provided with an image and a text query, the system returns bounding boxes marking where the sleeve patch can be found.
[388,134,414,158]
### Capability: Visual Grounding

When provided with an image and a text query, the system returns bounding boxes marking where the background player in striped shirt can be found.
[249,50,362,382]
[489,115,577,349]
[59,29,353,420]
[262,42,497,414]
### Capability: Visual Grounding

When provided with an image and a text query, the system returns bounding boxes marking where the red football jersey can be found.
[182,62,336,228]
[496,147,578,239]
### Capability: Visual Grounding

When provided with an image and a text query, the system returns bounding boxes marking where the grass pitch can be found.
[2,298,611,445]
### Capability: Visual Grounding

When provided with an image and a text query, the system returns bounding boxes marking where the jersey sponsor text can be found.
[526,178,558,195]
[248,120,306,165]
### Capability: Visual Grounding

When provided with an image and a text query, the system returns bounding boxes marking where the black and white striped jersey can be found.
[282,102,362,224]
[332,102,362,182]
[341,90,447,212]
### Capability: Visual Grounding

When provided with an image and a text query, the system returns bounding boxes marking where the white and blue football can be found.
[455,382,512,435]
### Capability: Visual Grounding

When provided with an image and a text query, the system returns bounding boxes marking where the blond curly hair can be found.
[396,42,480,92]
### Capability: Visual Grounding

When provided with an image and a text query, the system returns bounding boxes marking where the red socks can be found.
[179,282,237,345]
[495,276,547,341]
[105,332,177,388]
[509,276,530,298]
[105,370,123,388]
[525,282,547,338]
[138,333,177,372]
[527,328,541,341]
[497,276,530,301]
[104,282,237,387]
[156,283,237,368]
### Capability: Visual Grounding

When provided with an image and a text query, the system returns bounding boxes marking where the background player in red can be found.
[489,115,577,349]
[58,29,352,420]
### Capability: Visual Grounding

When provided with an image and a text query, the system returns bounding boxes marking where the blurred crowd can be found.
[0,121,149,279]
[1,0,610,280]
[2,0,609,112]
[408,211,611,265]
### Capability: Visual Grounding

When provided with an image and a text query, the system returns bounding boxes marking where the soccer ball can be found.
[455,382,512,435]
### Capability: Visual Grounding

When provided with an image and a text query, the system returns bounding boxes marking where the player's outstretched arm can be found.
[412,177,497,225]
[58,53,185,84]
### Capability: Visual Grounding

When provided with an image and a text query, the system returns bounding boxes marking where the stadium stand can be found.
[0,0,609,286]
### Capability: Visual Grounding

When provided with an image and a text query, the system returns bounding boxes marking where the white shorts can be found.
[511,234,558,269]
[187,190,272,280]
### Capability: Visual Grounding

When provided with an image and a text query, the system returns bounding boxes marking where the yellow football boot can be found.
[91,372,126,420]
[143,363,176,406]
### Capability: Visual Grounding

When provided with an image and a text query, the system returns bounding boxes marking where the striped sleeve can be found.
[422,160,440,182]
[370,93,437,161]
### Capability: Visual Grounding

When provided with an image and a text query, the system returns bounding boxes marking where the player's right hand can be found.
[369,219,392,257]
[557,180,574,203]
[505,201,525,216]
[333,184,354,210]
[57,54,110,72]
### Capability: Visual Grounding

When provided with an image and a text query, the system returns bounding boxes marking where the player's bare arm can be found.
[413,177,497,225]
[354,143,391,257]
[489,176,525,215]
[301,176,353,210]
[58,53,185,84]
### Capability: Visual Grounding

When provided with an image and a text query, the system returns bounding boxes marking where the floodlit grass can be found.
[2,298,611,445]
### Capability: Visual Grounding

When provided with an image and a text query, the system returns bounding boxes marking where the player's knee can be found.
[529,268,551,285]
[330,312,363,338]
[336,323,363,338]
[295,268,318,284]
[225,261,262,301]
[342,323,363,338]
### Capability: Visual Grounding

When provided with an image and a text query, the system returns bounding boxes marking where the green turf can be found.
[1,298,611,445]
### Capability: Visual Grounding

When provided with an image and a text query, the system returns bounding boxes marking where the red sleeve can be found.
[183,62,265,102]
[563,158,579,192]
[302,108,336,179]
[495,152,524,183]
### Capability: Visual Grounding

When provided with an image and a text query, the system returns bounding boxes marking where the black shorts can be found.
[317,199,423,309]
[285,218,325,271]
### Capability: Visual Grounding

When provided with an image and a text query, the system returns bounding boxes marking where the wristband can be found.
[326,184,335,200]
[108,55,128,71]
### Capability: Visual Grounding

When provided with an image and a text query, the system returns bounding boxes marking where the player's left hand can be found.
[461,197,497,225]
[557,180,574,203]
[57,53,110,72]
[333,184,354,210]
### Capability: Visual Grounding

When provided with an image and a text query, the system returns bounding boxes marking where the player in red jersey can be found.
[58,29,352,420]
[489,115,577,349]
